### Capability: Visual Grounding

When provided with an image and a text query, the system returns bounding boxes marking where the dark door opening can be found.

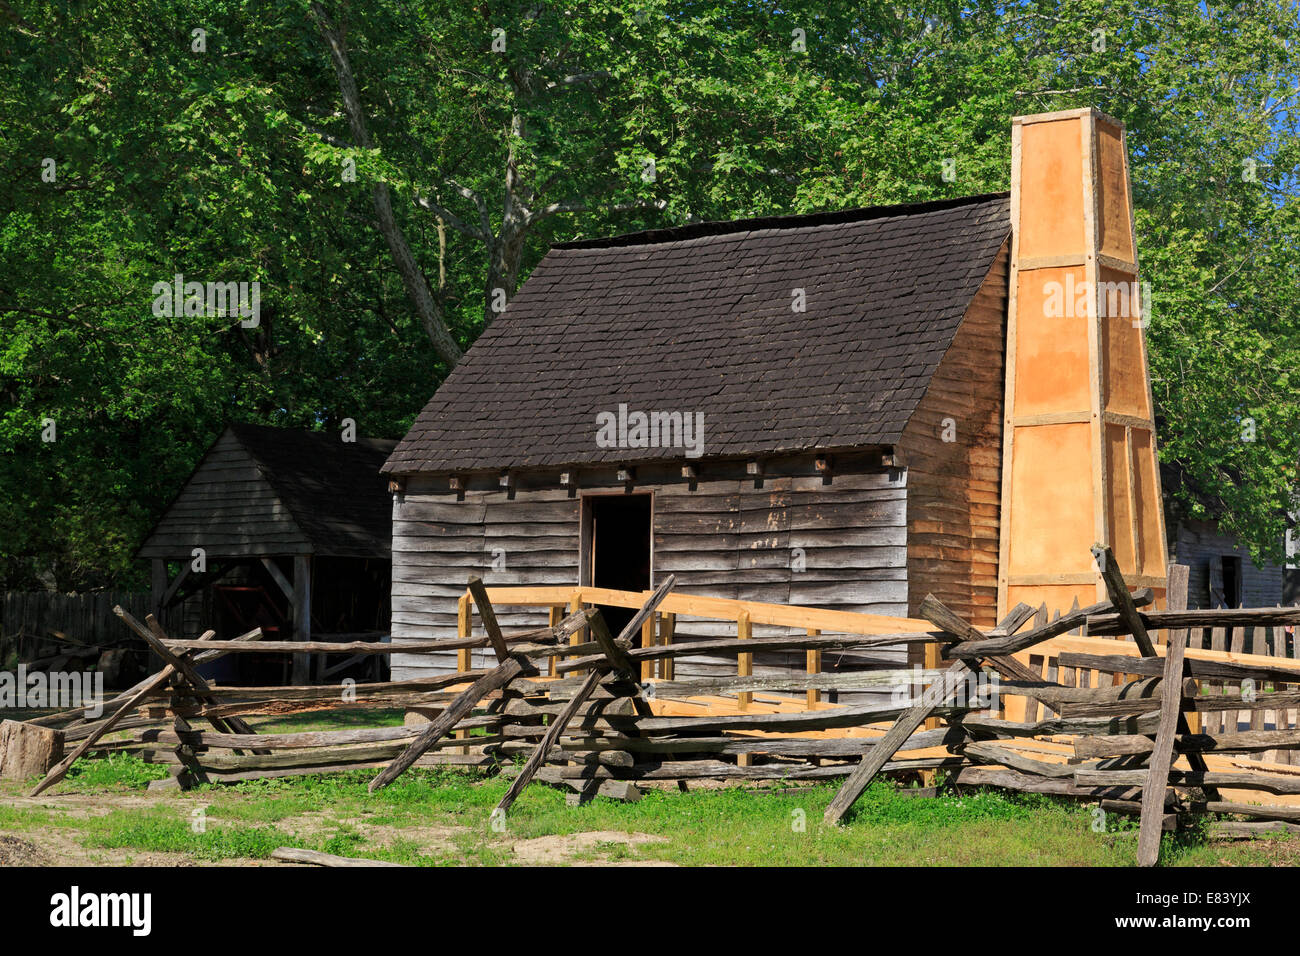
[1222,555,1243,608]
[586,494,652,641]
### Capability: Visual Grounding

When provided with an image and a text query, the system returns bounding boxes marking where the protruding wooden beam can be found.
[466,576,510,663]
[369,655,529,792]
[1092,544,1156,655]
[585,609,635,677]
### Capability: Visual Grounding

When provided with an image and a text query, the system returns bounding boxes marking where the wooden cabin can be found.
[137,423,396,684]
[383,108,1170,692]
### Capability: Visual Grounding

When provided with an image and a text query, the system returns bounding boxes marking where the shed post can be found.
[151,559,167,620]
[291,554,312,685]
[150,559,168,670]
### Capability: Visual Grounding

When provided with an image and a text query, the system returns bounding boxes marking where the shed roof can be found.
[384,192,1012,476]
[138,424,397,560]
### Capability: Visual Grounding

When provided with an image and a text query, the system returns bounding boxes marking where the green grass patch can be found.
[62,753,170,790]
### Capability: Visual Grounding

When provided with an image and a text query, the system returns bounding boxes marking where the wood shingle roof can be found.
[139,424,397,559]
[384,192,1012,476]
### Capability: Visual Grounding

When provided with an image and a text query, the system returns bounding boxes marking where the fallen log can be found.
[272,847,406,867]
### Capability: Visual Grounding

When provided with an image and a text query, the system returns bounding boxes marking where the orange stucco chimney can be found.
[997,108,1168,621]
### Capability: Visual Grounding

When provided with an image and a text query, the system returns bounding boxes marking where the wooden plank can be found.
[805,628,822,708]
[1137,619,1188,866]
[272,847,406,867]
[467,575,511,663]
[123,611,264,747]
[1087,605,1300,636]
[1075,728,1300,758]
[291,554,312,685]
[1076,767,1300,796]
[1057,651,1300,686]
[948,592,1151,658]
[661,612,675,681]
[585,609,635,676]
[259,557,294,601]
[737,609,753,710]
[641,614,656,682]
[1092,544,1156,655]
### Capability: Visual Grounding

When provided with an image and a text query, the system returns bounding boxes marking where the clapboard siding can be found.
[1173,519,1284,609]
[390,463,910,686]
[900,239,1008,634]
[137,432,310,558]
[390,486,579,675]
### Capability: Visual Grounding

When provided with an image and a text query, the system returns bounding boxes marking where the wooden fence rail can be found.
[10,556,1300,870]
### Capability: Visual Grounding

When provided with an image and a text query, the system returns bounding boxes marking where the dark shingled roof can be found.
[384,192,1011,475]
[229,424,397,556]
[139,424,397,559]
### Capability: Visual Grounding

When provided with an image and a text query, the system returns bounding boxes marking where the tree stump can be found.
[0,720,64,779]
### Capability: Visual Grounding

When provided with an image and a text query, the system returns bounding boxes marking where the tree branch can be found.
[309,1,462,368]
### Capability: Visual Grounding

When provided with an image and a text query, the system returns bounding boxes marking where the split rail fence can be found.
[6,547,1300,866]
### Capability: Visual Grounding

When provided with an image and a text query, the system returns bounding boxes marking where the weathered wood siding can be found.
[391,458,909,703]
[138,430,309,558]
[391,487,581,659]
[1172,519,1284,609]
[899,240,1009,632]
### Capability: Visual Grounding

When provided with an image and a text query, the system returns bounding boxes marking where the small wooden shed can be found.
[382,193,1011,684]
[383,108,1170,692]
[137,423,396,683]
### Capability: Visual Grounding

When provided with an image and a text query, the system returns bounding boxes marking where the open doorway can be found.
[583,493,652,641]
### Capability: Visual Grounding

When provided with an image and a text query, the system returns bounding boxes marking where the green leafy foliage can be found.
[3,1,1298,585]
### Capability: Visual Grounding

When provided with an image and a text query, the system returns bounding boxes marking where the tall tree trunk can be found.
[311,2,463,369]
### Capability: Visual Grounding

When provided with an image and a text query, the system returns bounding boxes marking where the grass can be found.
[3,752,1299,866]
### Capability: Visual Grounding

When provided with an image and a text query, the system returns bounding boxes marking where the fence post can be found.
[660,613,675,680]
[806,628,821,709]
[456,592,472,753]
[641,611,656,682]
[547,605,561,678]
[737,610,752,710]
[568,593,584,673]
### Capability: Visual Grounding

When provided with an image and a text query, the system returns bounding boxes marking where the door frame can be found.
[578,489,655,591]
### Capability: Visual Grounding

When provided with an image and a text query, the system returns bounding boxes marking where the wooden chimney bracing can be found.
[998,107,1167,621]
